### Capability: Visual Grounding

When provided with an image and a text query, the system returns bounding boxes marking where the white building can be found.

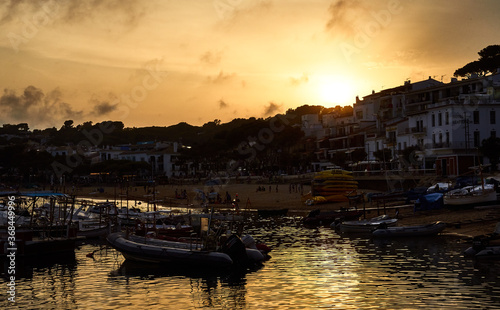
[305,72,500,175]
[99,142,180,177]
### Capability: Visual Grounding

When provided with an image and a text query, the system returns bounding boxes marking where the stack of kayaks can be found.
[308,169,358,204]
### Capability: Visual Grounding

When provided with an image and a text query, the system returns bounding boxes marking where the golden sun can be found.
[317,76,356,106]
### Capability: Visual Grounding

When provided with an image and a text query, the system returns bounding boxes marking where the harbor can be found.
[1,214,499,309]
[2,1,500,307]
[2,172,500,308]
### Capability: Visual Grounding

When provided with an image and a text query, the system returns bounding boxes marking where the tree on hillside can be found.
[62,120,74,130]
[454,44,500,78]
[287,105,323,117]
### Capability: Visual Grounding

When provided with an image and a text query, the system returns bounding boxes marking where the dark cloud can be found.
[218,99,228,109]
[94,101,118,115]
[0,86,83,128]
[290,73,309,86]
[88,92,121,116]
[264,101,282,116]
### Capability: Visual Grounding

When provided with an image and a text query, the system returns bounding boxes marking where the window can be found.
[491,131,496,139]
[473,111,480,124]
[438,113,442,126]
[490,110,496,124]
[446,132,450,145]
[432,114,436,127]
[445,112,449,125]
[474,131,480,147]
[432,133,436,144]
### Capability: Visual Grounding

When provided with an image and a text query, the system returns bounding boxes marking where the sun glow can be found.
[317,75,356,106]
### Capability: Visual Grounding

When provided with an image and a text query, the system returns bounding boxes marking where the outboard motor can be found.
[223,234,248,269]
[241,235,257,249]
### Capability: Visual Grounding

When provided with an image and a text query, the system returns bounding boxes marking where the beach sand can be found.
[71,182,500,239]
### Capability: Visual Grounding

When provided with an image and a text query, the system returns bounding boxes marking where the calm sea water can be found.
[2,216,500,309]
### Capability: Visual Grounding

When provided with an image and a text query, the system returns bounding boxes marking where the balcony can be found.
[405,104,427,115]
[410,127,426,133]
[424,141,473,150]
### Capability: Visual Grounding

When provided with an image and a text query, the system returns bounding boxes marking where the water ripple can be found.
[1,218,499,309]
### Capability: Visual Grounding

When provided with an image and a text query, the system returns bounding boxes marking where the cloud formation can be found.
[93,101,118,115]
[218,99,228,109]
[263,101,282,116]
[0,86,83,128]
[325,0,364,35]
[200,51,223,65]
[207,71,236,84]
[0,0,149,28]
[0,86,125,129]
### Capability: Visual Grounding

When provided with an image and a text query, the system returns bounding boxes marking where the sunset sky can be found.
[1,0,500,129]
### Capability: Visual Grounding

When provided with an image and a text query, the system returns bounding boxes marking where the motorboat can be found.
[302,209,363,227]
[107,232,266,268]
[443,184,497,206]
[77,221,112,238]
[372,221,447,237]
[257,208,288,217]
[336,215,398,233]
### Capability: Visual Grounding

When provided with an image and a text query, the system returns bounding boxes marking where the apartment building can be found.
[306,72,500,175]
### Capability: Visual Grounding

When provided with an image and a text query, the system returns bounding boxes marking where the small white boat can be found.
[427,182,452,193]
[443,184,497,206]
[336,215,398,233]
[77,221,112,238]
[372,221,447,238]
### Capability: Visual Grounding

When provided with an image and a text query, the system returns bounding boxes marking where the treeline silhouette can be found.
[0,104,353,183]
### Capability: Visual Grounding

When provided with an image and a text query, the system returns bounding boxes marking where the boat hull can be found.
[475,246,500,259]
[302,210,363,227]
[338,218,398,233]
[257,208,288,217]
[107,233,234,267]
[444,189,497,206]
[372,222,447,237]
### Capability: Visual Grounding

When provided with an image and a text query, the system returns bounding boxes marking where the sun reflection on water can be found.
[1,216,500,309]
